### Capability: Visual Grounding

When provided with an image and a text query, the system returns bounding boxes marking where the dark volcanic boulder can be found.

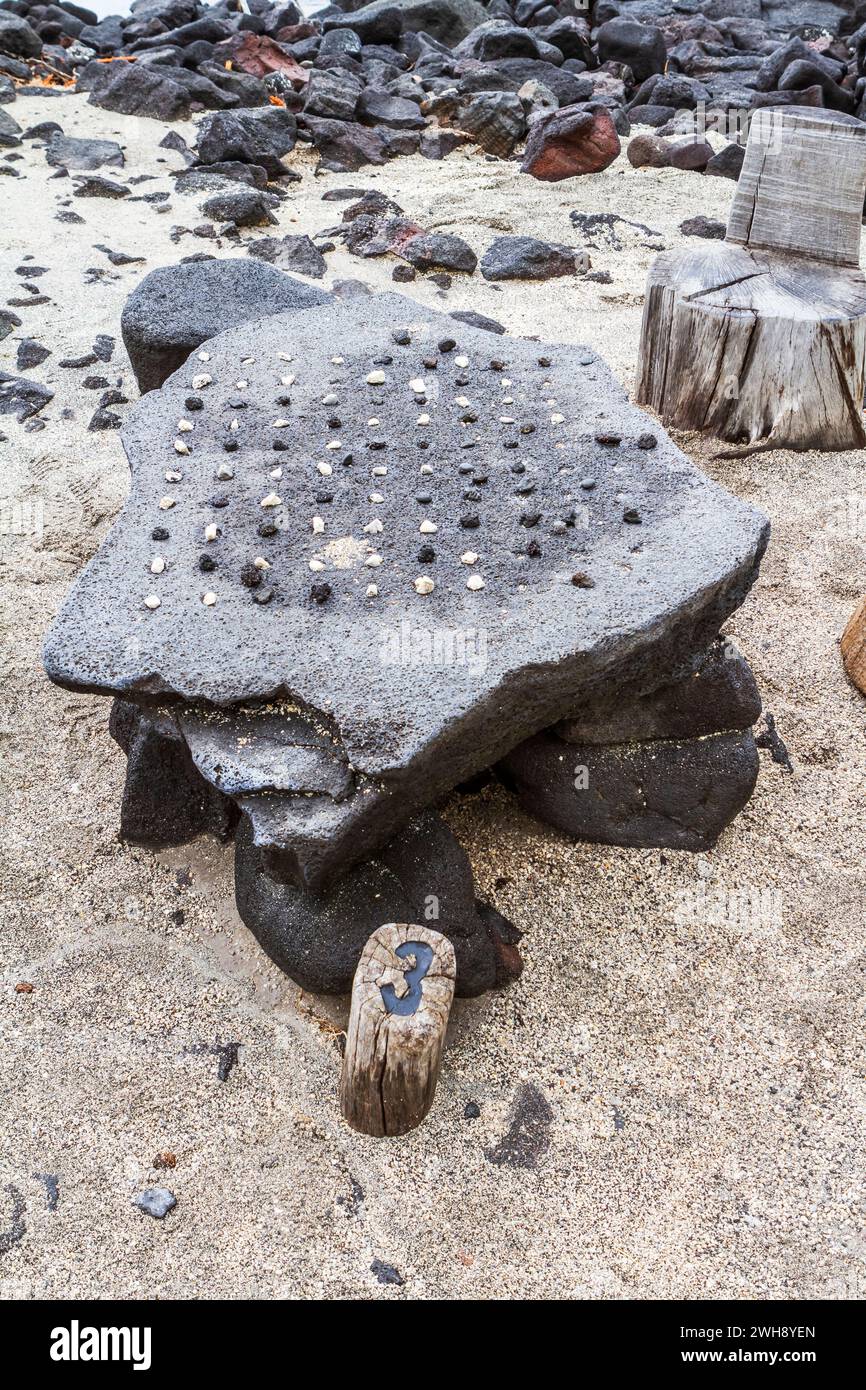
[247,233,327,277]
[480,235,588,280]
[200,186,279,227]
[596,17,666,85]
[521,104,621,180]
[0,12,43,59]
[235,811,521,996]
[499,729,760,851]
[403,232,478,273]
[322,0,488,48]
[302,66,363,122]
[83,62,195,122]
[120,258,331,393]
[705,142,745,180]
[45,133,124,171]
[459,90,526,156]
[356,88,426,129]
[195,106,297,175]
[454,19,544,63]
[304,115,387,171]
[109,701,236,847]
[0,107,21,147]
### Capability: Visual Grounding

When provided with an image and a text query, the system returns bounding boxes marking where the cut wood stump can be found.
[636,107,866,451]
[841,595,866,695]
[340,923,456,1137]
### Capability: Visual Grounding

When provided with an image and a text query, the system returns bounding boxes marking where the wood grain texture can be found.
[841,596,866,695]
[340,923,456,1138]
[636,107,866,450]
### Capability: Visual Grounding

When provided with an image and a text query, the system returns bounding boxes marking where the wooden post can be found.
[841,596,866,695]
[636,107,866,451]
[340,924,456,1137]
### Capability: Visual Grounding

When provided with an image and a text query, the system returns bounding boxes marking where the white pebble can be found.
[260,493,282,508]
[236,380,248,389]
[363,519,383,534]
[417,413,431,425]
[419,464,433,476]
[419,519,437,534]
[414,576,434,595]
[365,584,379,598]
[254,556,271,570]
[204,523,220,541]
[241,356,254,365]
[502,378,511,387]
[230,419,239,432]
[270,467,282,479]
[367,417,380,426]
[326,440,342,450]
[272,418,290,428]
[312,516,325,534]
[150,556,166,574]
[277,352,294,362]
[365,553,383,567]
[191,373,211,389]
[455,396,470,407]
[177,419,193,433]
[332,355,344,364]
[174,439,190,455]
[317,462,333,476]
[309,559,325,572]
[410,378,426,394]
[455,355,469,367]
[366,370,385,385]
[467,574,484,591]
[144,594,161,610]
[158,496,175,510]
[502,396,514,405]
[202,592,217,607]
[551,413,565,425]
[198,352,211,363]
[460,551,478,565]
[280,375,295,387]
[499,416,515,424]
[372,466,387,477]
[216,464,234,480]
[164,470,182,483]
[322,393,339,406]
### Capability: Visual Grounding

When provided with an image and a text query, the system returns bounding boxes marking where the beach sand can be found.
[1,91,865,1300]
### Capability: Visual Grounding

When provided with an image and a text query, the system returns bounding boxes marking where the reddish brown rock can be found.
[521,105,620,181]
[213,33,309,86]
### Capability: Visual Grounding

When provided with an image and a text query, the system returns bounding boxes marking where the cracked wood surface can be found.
[841,596,866,696]
[636,108,866,451]
[339,923,455,1138]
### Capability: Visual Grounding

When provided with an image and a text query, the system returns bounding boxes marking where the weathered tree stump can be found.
[841,596,866,695]
[636,107,866,450]
[340,924,456,1137]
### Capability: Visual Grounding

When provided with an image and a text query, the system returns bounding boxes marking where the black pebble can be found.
[185,396,203,411]
[258,521,277,537]
[311,582,332,604]
[521,511,541,527]
[418,544,435,562]
[526,539,542,557]
[596,433,621,447]
[273,438,288,451]
[538,356,551,367]
[637,433,657,449]
[392,329,411,345]
[224,439,238,452]
[415,492,432,504]
[211,496,229,509]
[463,1102,481,1120]
[199,554,217,571]
[571,571,595,588]
[254,586,274,605]
[623,508,642,524]
[151,527,169,542]
[240,562,262,589]
[460,514,480,529]
[438,338,456,353]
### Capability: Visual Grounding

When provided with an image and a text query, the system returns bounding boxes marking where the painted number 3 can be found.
[380,941,434,1017]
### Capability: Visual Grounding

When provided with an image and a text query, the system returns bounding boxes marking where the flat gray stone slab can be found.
[44,293,769,884]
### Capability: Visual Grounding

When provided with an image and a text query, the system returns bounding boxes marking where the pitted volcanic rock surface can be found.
[44,293,769,884]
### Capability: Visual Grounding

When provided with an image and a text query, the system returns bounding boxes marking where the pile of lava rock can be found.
[43,282,769,998]
[3,0,866,180]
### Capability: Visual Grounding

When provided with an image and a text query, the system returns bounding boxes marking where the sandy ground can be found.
[1,91,865,1301]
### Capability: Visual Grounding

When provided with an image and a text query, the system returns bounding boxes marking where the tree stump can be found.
[841,596,866,695]
[636,107,866,450]
[340,924,456,1137]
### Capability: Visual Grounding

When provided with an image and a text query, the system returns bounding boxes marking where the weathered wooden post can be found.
[340,924,456,1137]
[842,596,866,695]
[636,107,866,450]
